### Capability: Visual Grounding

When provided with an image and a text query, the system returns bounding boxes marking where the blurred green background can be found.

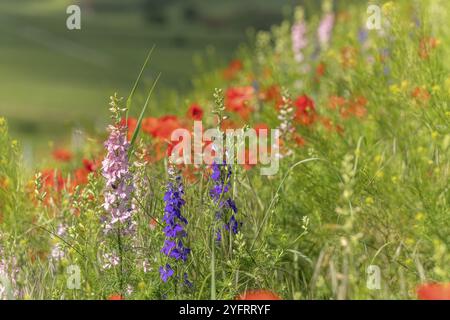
[0,0,299,157]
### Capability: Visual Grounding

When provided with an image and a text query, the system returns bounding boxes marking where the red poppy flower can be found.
[187,103,204,121]
[180,164,198,183]
[142,115,183,142]
[41,169,66,191]
[336,124,345,135]
[318,117,343,135]
[152,140,172,162]
[107,294,124,300]
[154,115,183,140]
[52,149,73,162]
[141,117,159,137]
[225,86,255,120]
[150,116,187,162]
[260,85,283,109]
[346,96,367,118]
[236,107,253,120]
[236,289,281,300]
[335,96,367,119]
[328,95,346,110]
[417,283,450,300]
[82,159,97,172]
[411,87,430,103]
[149,218,158,230]
[316,62,326,77]
[71,159,98,188]
[294,95,316,126]
[419,37,438,59]
[73,167,89,186]
[293,133,306,146]
[223,59,243,80]
[321,117,334,131]
[33,169,67,206]
[120,117,137,141]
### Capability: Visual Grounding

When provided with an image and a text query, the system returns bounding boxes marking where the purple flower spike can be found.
[102,121,135,236]
[159,264,174,282]
[317,13,335,48]
[292,21,307,63]
[210,161,240,241]
[160,167,191,285]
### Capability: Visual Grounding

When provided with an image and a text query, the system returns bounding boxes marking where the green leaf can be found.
[128,72,162,155]
[125,45,156,122]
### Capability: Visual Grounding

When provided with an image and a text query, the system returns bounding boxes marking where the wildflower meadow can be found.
[0,0,449,304]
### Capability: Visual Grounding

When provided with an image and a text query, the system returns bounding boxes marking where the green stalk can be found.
[117,226,124,296]
[210,228,216,300]
[128,72,162,155]
[125,46,156,122]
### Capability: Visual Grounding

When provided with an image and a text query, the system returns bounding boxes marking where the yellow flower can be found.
[391,176,398,183]
[375,171,384,179]
[382,2,396,15]
[374,154,383,164]
[326,49,337,59]
[415,212,425,221]
[432,85,441,93]
[432,239,441,247]
[431,131,438,140]
[400,80,409,90]
[405,238,415,246]
[365,196,374,205]
[343,190,352,199]
[389,84,400,94]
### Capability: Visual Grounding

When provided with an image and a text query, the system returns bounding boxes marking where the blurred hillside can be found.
[0,0,298,155]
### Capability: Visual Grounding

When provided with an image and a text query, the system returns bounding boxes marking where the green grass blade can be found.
[125,45,156,121]
[128,72,162,153]
[250,157,320,250]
